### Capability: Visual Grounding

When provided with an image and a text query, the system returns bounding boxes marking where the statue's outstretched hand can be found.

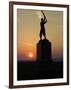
[41,10,45,16]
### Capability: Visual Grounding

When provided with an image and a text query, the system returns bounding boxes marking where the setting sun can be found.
[28,53,33,58]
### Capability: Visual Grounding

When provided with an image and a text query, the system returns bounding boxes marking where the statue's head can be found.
[41,18,44,22]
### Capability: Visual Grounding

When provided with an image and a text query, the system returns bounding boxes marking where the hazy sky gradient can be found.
[17,9,63,61]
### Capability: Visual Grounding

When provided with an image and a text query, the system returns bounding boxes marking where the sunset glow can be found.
[28,53,33,58]
[17,9,63,61]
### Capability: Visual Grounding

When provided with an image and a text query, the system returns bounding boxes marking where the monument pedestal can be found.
[37,39,52,63]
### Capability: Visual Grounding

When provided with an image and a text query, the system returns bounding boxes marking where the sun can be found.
[28,53,33,58]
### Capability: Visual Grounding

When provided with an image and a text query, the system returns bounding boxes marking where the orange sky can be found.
[17,9,63,61]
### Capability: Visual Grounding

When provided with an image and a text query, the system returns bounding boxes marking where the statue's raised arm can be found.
[41,10,47,23]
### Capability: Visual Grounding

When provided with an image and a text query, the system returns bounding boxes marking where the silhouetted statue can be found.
[40,11,47,39]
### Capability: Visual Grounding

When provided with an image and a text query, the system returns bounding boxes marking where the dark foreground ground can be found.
[17,60,63,80]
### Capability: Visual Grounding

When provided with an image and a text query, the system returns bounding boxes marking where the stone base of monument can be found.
[37,39,52,63]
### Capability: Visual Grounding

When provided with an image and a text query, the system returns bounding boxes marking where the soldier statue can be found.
[40,11,47,39]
